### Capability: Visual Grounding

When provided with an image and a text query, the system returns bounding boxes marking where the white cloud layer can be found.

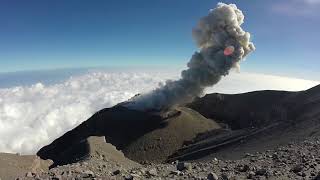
[0,71,318,154]
[206,72,319,94]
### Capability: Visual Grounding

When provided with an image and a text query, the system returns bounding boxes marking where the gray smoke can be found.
[125,3,255,111]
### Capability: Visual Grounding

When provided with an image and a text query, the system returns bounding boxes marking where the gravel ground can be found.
[16,136,320,180]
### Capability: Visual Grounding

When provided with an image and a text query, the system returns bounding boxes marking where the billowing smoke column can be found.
[125,3,255,111]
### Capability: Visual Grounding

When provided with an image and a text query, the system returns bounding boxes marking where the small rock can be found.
[26,172,34,177]
[291,164,303,173]
[302,158,308,163]
[247,171,255,179]
[267,154,272,158]
[124,175,134,180]
[139,168,146,175]
[113,169,121,175]
[147,168,157,176]
[83,170,94,177]
[315,174,320,180]
[177,162,192,171]
[238,164,250,172]
[245,153,254,157]
[272,153,278,159]
[250,158,256,162]
[171,170,184,176]
[207,172,218,180]
[130,173,142,179]
[221,167,227,172]
[171,160,179,165]
[256,168,267,176]
[221,173,231,180]
[52,175,62,180]
[80,162,88,166]
[170,170,179,175]
[61,170,72,176]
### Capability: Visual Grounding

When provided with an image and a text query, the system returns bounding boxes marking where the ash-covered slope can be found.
[188,90,293,129]
[171,84,320,161]
[188,84,320,130]
[37,106,220,166]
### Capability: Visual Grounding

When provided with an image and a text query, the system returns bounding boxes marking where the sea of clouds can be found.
[0,69,318,154]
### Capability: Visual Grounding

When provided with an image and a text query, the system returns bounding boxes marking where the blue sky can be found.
[0,0,319,80]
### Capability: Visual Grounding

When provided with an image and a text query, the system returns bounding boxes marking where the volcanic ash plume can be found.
[125,3,255,111]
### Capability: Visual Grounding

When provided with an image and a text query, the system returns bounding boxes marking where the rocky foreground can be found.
[16,136,320,180]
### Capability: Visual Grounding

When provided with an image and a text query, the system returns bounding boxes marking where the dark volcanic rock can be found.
[291,164,303,173]
[176,162,192,171]
[188,90,292,129]
[207,172,218,180]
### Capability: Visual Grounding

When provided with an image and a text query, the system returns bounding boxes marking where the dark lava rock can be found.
[247,171,256,179]
[177,162,192,171]
[221,173,232,180]
[207,172,219,180]
[112,169,121,175]
[256,168,267,176]
[291,164,303,173]
[237,164,250,172]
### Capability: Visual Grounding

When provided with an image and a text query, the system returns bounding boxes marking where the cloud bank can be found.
[0,70,318,155]
[206,72,319,94]
[0,71,172,154]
